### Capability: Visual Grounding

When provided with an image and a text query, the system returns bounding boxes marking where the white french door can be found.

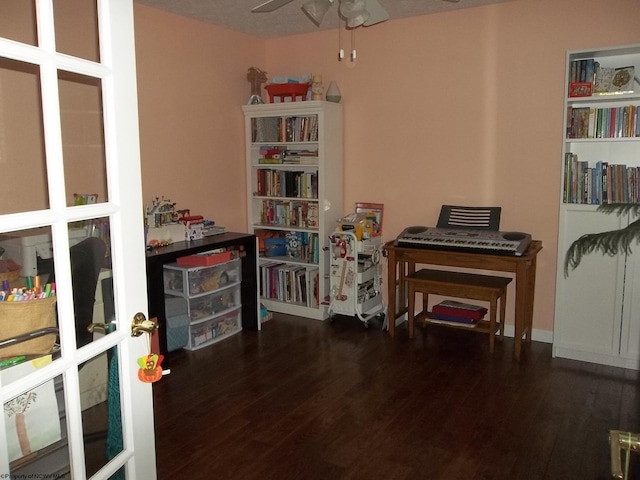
[0,1,156,479]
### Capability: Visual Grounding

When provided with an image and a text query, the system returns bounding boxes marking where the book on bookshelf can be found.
[255,169,318,199]
[594,63,614,94]
[259,199,312,227]
[562,154,640,204]
[566,105,638,139]
[569,59,596,86]
[258,264,320,306]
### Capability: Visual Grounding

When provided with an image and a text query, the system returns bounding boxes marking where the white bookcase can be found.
[243,101,343,320]
[553,44,640,370]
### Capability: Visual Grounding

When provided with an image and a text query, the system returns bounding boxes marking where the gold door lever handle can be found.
[131,312,159,337]
[88,323,110,334]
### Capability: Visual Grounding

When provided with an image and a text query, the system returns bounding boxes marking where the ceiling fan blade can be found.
[252,0,296,13]
[362,0,389,26]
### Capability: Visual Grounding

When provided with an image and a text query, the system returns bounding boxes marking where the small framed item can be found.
[569,82,592,97]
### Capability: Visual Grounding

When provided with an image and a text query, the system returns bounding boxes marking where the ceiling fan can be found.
[252,0,461,28]
[252,0,390,28]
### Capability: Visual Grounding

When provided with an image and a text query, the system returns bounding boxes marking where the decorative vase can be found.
[326,81,341,103]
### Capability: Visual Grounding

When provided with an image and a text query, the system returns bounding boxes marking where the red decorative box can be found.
[265,83,310,103]
[176,251,232,267]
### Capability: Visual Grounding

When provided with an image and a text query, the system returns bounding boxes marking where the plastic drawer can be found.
[186,307,241,350]
[163,258,241,297]
[184,284,241,323]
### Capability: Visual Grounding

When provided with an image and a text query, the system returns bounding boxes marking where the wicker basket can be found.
[0,268,20,284]
[0,296,57,358]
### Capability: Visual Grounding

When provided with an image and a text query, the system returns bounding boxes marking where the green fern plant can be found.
[564,203,640,277]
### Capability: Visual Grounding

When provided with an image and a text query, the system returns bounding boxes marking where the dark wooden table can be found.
[146,232,258,354]
[384,240,542,360]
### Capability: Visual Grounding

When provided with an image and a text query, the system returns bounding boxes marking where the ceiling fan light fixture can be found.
[339,0,366,18]
[340,0,370,28]
[302,0,334,25]
[346,12,369,28]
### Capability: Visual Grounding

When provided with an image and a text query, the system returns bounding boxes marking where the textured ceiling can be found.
[134,0,512,39]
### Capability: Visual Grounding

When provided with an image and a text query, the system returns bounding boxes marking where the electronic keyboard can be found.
[395,226,532,256]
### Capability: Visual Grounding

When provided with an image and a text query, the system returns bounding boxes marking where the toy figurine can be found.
[311,74,323,100]
[247,67,267,105]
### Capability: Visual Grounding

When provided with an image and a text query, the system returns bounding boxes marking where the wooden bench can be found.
[406,269,512,353]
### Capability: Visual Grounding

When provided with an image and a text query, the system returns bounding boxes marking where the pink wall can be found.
[263,0,640,334]
[134,6,264,232]
[133,0,640,336]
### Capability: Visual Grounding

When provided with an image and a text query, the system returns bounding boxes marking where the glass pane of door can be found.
[0,220,114,354]
[3,363,69,476]
[0,58,48,215]
[59,71,108,206]
[80,345,122,478]
[53,0,100,62]
[0,2,37,46]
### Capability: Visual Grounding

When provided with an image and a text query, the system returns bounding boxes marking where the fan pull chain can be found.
[351,28,356,62]
[338,16,344,60]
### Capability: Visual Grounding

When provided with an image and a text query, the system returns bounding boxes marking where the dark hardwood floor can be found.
[153,314,640,480]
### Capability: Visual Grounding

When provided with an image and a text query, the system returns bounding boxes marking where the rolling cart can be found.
[328,229,385,327]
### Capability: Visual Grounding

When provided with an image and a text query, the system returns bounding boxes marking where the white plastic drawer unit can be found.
[163,257,243,350]
[163,258,241,297]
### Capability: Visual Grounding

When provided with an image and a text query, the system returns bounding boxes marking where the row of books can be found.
[429,300,488,327]
[567,105,639,139]
[257,147,318,165]
[569,58,596,86]
[258,157,318,165]
[252,115,319,143]
[258,200,319,229]
[568,59,635,95]
[255,168,318,199]
[280,116,318,143]
[259,262,319,307]
[563,154,640,204]
[258,230,320,264]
